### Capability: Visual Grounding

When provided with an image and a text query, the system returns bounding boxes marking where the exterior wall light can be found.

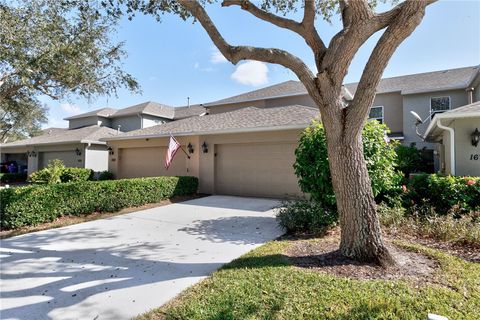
[27,150,37,157]
[75,148,82,156]
[187,143,194,154]
[107,147,114,155]
[201,141,208,153]
[472,128,480,147]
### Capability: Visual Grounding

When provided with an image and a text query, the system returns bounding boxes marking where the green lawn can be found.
[137,238,479,320]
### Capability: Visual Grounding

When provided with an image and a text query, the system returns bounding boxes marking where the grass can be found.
[137,238,480,320]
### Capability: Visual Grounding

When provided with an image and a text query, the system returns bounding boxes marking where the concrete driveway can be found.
[0,196,282,320]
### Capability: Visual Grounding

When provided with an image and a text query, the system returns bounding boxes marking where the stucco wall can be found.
[452,118,480,176]
[111,116,142,132]
[85,144,109,172]
[207,100,266,114]
[265,94,316,108]
[372,92,403,134]
[474,84,480,103]
[402,89,468,149]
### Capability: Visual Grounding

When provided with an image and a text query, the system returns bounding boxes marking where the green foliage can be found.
[29,159,65,184]
[395,143,429,177]
[0,176,198,229]
[276,200,337,234]
[60,167,93,183]
[97,170,114,181]
[0,172,27,183]
[0,0,139,141]
[294,120,401,207]
[404,174,480,214]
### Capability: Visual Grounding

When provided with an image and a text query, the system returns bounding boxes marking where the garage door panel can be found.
[39,151,80,169]
[215,143,301,198]
[119,147,188,179]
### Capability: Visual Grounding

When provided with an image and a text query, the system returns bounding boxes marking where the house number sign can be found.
[470,154,479,161]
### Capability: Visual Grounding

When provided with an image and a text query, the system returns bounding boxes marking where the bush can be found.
[60,167,93,182]
[294,119,401,207]
[29,159,65,184]
[0,172,27,183]
[404,174,480,214]
[276,199,337,234]
[395,143,429,177]
[0,176,198,229]
[97,170,114,180]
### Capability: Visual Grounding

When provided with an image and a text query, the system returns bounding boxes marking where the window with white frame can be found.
[430,96,450,118]
[368,106,384,124]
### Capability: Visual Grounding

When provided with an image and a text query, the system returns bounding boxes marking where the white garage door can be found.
[118,147,188,179]
[214,142,301,198]
[39,151,80,169]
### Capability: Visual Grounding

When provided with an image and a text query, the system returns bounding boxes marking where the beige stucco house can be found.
[0,102,205,175]
[424,101,480,177]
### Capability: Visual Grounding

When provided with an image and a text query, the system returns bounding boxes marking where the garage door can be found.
[214,143,301,198]
[118,147,188,179]
[39,151,80,169]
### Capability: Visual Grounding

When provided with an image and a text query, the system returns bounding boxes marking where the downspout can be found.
[84,142,91,169]
[466,87,474,104]
[436,119,455,175]
[137,113,143,129]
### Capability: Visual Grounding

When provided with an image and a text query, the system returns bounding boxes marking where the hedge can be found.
[0,176,198,229]
[404,174,480,214]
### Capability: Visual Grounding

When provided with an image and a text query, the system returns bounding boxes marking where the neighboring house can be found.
[424,101,480,176]
[104,105,319,198]
[0,102,206,174]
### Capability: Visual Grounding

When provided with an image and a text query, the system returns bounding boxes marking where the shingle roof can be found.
[345,66,479,95]
[204,81,308,106]
[111,101,176,119]
[445,101,480,114]
[104,105,319,140]
[1,125,119,148]
[173,105,207,119]
[64,108,117,120]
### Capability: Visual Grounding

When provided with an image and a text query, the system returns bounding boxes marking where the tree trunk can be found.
[318,95,394,266]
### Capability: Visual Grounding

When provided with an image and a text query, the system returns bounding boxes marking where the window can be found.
[430,96,450,118]
[368,106,384,124]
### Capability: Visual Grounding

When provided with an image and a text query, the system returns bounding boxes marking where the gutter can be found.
[102,123,309,142]
[436,119,455,175]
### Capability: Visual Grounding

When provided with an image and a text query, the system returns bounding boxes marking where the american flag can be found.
[165,135,181,170]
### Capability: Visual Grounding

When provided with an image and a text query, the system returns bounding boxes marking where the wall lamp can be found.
[472,128,480,147]
[201,141,208,154]
[27,150,37,157]
[187,143,194,154]
[107,147,114,155]
[75,148,82,156]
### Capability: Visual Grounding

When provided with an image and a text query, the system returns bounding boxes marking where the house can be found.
[103,65,480,198]
[424,101,480,176]
[0,102,206,175]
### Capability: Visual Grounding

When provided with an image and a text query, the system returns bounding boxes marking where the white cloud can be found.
[194,62,200,69]
[231,61,269,86]
[60,103,82,115]
[210,49,228,64]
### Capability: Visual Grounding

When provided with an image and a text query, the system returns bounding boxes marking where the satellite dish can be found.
[410,111,423,125]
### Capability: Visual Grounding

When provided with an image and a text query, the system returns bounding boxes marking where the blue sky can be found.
[44,0,480,128]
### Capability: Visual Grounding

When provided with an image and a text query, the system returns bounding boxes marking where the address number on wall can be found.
[470,154,480,161]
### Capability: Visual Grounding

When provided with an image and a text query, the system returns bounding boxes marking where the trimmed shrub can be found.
[404,174,480,214]
[395,143,429,178]
[294,119,401,208]
[0,176,198,229]
[60,167,93,183]
[29,159,65,184]
[276,200,337,234]
[97,170,114,181]
[0,172,27,183]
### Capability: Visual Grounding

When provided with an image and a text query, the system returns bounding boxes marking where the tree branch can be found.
[340,0,373,28]
[346,0,436,139]
[221,0,326,72]
[179,0,320,99]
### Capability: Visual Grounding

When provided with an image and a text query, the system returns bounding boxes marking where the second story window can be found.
[430,96,450,118]
[369,106,384,124]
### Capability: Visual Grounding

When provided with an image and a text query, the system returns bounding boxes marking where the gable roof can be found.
[345,66,479,95]
[64,108,117,120]
[104,105,319,141]
[0,125,119,149]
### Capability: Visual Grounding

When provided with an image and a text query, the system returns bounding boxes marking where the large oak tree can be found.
[107,0,436,265]
[0,0,139,142]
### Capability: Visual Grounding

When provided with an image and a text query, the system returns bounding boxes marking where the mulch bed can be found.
[285,229,438,281]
